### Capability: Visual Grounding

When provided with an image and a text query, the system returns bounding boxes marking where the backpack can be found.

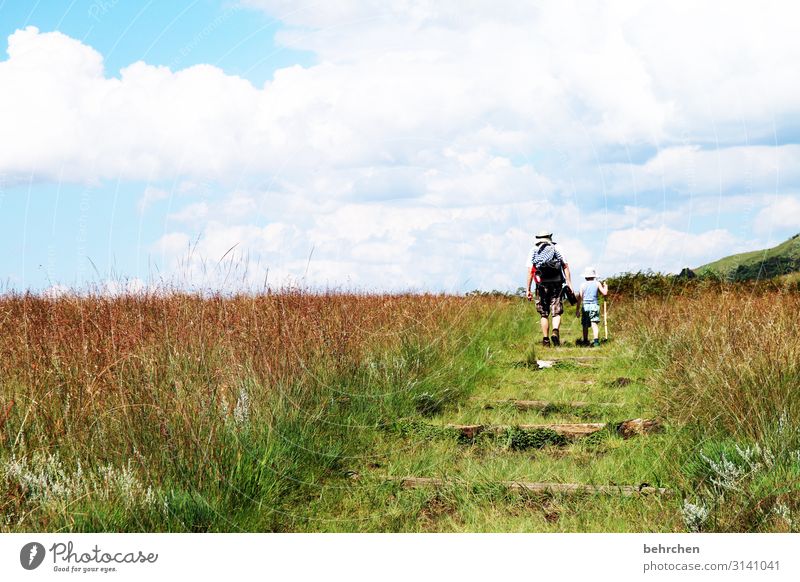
[532,241,564,284]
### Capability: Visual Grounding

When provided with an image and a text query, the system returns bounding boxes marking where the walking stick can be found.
[603,300,608,340]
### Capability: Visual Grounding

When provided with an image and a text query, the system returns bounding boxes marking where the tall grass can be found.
[621,289,800,531]
[0,290,503,531]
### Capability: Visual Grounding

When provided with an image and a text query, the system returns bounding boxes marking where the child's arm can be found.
[598,280,608,296]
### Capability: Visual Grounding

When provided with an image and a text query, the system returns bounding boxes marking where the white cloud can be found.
[169,201,210,224]
[152,232,192,257]
[602,227,740,274]
[754,196,800,235]
[4,4,800,290]
[138,186,170,212]
[603,145,799,197]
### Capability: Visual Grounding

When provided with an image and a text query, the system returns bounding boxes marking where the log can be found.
[443,419,662,440]
[445,422,606,439]
[480,399,621,411]
[390,476,671,497]
[515,422,607,436]
[616,418,664,439]
[449,424,485,440]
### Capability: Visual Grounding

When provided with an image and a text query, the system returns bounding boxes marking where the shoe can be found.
[551,330,560,347]
[592,339,600,348]
[542,337,551,347]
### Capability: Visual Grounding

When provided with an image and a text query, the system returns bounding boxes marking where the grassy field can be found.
[1,286,797,532]
[696,233,800,281]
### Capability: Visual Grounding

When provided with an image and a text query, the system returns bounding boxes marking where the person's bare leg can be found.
[591,322,599,340]
[540,317,549,338]
[552,315,561,331]
[583,325,589,343]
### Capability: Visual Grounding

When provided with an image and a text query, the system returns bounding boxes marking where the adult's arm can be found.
[526,266,535,300]
[563,263,573,290]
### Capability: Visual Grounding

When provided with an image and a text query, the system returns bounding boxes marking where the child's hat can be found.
[583,266,598,278]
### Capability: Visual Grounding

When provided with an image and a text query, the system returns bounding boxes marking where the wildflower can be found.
[681,499,710,532]
[700,452,745,492]
[234,387,250,426]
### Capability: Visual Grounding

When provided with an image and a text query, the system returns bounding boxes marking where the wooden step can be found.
[479,399,621,411]
[444,418,662,440]
[446,422,605,439]
[390,476,671,497]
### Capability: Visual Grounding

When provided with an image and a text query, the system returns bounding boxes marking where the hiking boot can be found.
[550,330,560,347]
[542,337,551,347]
[592,339,600,348]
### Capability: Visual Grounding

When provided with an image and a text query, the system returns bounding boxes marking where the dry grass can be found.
[619,288,800,531]
[622,290,800,439]
[0,290,502,531]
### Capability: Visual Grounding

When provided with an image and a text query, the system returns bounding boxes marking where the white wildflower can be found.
[234,387,250,426]
[734,444,764,472]
[701,452,746,492]
[144,486,156,508]
[681,499,710,532]
[2,452,154,511]
[774,503,792,528]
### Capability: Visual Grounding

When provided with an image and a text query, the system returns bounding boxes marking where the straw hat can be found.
[535,230,553,241]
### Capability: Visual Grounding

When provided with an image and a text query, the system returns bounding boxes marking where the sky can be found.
[1,0,799,294]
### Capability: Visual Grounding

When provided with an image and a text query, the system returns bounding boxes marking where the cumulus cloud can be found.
[603,145,798,197]
[138,186,170,212]
[3,2,800,290]
[602,227,740,274]
[754,196,800,235]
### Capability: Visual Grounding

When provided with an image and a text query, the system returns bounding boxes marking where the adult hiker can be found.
[526,230,573,347]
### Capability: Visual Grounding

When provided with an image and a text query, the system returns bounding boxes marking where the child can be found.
[575,267,608,347]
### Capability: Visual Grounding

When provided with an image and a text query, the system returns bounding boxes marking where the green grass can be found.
[274,300,682,532]
[5,289,794,532]
[696,232,800,280]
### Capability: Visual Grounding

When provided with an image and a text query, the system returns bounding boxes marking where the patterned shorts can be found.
[535,283,563,317]
[581,303,601,327]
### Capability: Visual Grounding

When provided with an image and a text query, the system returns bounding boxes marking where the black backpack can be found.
[532,241,564,284]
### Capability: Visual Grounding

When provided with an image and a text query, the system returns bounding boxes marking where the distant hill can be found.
[696,233,800,281]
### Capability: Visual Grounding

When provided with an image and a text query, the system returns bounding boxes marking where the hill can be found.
[696,233,800,281]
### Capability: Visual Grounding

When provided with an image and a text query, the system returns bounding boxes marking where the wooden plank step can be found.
[390,476,671,497]
[445,422,605,439]
[479,399,622,411]
[444,418,662,440]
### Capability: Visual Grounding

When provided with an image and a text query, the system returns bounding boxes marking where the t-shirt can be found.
[579,280,599,305]
[527,243,565,268]
[527,243,567,284]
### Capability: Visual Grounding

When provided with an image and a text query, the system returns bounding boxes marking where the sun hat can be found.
[535,230,553,241]
[583,266,598,279]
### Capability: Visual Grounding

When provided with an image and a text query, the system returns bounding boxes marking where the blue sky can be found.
[1,1,799,293]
